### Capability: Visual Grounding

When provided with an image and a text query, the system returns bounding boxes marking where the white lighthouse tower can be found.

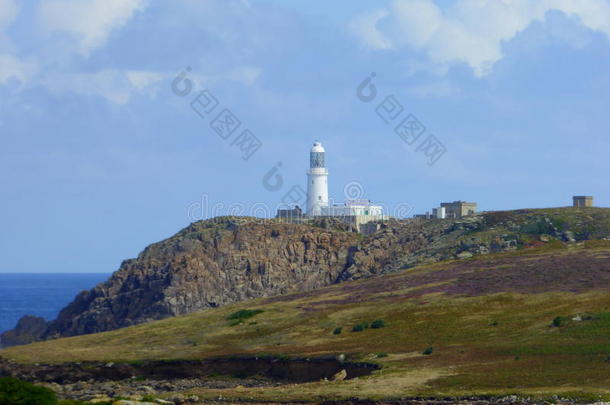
[306,141,329,216]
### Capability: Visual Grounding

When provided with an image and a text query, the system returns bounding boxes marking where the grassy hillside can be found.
[4,207,609,350]
[3,239,610,401]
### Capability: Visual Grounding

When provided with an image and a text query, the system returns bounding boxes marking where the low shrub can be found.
[333,327,342,335]
[0,377,57,405]
[371,319,386,329]
[552,316,563,327]
[376,353,388,358]
[276,354,291,361]
[227,309,264,320]
[352,322,369,332]
[422,347,434,355]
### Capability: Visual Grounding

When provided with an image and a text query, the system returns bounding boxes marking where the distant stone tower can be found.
[307,141,329,216]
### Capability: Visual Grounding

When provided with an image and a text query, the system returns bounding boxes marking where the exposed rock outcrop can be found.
[0,315,47,347]
[42,217,359,339]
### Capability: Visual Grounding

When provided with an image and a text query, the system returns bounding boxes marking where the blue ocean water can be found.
[0,273,109,334]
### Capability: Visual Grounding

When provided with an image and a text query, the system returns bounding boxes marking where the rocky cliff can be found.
[3,207,609,346]
[44,217,359,339]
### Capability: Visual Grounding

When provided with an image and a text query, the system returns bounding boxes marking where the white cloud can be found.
[35,64,262,105]
[0,0,37,84]
[392,0,442,49]
[0,0,17,29]
[348,9,392,50]
[38,0,147,56]
[351,0,610,76]
[45,69,162,104]
[125,71,163,91]
[0,54,37,83]
[0,0,267,102]
[224,66,261,86]
[181,65,262,92]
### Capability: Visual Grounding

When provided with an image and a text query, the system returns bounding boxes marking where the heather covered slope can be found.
[3,241,610,400]
[2,207,609,348]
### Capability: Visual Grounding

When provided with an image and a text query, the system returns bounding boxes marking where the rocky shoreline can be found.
[0,357,379,383]
[1,358,607,404]
[0,356,380,403]
[40,376,280,403]
[25,385,610,405]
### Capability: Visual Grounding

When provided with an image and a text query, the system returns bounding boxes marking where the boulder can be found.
[457,251,474,259]
[562,231,576,243]
[331,369,347,381]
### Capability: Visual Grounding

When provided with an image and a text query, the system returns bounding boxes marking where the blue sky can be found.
[1,0,609,273]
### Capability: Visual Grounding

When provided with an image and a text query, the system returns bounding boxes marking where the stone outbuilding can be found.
[440,201,477,219]
[573,196,593,208]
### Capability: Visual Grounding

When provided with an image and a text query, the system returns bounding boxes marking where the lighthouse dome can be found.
[311,141,325,153]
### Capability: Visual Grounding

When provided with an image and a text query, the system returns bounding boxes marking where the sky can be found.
[0,0,609,273]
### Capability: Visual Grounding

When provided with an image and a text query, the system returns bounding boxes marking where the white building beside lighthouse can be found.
[306,141,329,216]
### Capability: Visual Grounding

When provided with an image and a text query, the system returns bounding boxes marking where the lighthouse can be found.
[276,141,386,229]
[306,141,329,216]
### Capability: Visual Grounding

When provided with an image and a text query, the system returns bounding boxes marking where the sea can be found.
[0,273,109,334]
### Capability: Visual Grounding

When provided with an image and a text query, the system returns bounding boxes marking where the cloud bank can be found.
[38,0,147,56]
[351,0,610,76]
